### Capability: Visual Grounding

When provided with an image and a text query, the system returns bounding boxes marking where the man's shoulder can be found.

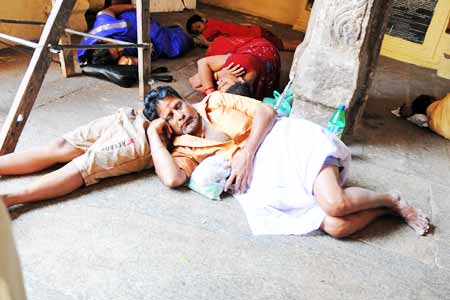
[196,92,262,118]
[204,91,254,102]
[211,91,262,106]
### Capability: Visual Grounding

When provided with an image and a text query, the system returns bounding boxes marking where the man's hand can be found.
[225,148,254,194]
[217,63,245,79]
[149,118,173,147]
[148,118,187,188]
[224,103,277,194]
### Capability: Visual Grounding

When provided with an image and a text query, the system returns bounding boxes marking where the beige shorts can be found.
[63,108,153,186]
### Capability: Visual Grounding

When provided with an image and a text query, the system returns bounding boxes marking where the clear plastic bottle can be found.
[327,104,346,139]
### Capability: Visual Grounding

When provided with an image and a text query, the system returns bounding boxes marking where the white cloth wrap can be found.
[234,118,351,235]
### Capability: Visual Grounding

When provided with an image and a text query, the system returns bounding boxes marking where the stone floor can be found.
[1,4,450,300]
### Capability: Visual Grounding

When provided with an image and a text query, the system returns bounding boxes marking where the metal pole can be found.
[0,19,45,26]
[52,43,148,50]
[137,0,151,101]
[0,33,39,49]
[64,28,135,45]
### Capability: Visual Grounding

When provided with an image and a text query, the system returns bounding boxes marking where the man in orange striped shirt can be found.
[145,86,430,238]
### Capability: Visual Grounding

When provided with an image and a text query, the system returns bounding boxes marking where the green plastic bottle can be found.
[327,104,346,139]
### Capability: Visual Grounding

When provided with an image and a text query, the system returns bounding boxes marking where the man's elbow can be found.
[261,104,277,121]
[162,173,187,188]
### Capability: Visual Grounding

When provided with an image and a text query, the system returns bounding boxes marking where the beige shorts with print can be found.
[63,107,153,186]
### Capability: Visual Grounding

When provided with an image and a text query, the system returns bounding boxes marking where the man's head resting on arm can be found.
[143,86,203,137]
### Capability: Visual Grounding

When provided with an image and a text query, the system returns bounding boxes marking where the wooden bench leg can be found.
[0,0,77,155]
[59,33,76,78]
[137,0,151,101]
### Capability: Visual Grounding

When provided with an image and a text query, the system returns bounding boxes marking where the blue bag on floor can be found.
[151,21,194,59]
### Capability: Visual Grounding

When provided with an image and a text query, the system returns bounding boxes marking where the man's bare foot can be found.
[390,192,430,235]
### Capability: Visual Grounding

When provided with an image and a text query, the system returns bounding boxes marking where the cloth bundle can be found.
[188,154,231,200]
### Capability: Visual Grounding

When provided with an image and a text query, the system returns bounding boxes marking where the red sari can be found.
[206,36,281,100]
[202,19,284,50]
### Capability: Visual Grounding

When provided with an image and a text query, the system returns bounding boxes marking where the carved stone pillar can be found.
[290,0,393,134]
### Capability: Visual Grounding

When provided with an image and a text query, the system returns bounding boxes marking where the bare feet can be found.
[390,192,430,235]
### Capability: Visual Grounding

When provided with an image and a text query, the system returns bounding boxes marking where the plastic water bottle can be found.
[327,104,346,139]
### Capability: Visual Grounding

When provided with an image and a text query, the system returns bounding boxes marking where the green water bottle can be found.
[327,104,346,139]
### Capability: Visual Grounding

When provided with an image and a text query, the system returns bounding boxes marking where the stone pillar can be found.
[289,0,393,134]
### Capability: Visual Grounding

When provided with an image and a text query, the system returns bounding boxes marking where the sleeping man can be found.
[78,4,193,66]
[144,86,430,238]
[0,95,174,209]
[2,86,430,239]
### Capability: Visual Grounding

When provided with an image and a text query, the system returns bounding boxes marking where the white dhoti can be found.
[234,118,351,235]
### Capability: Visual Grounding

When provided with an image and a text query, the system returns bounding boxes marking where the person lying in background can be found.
[186,14,300,51]
[189,36,280,100]
[399,93,450,140]
[78,4,193,65]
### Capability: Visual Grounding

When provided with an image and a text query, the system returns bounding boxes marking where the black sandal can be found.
[152,74,173,83]
[151,66,169,74]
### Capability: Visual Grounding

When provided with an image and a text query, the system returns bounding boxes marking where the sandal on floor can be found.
[152,74,173,82]
[151,66,169,74]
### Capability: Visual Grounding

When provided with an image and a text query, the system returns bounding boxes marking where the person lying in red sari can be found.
[186,14,300,50]
[189,36,281,100]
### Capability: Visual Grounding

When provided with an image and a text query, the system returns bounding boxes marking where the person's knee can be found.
[50,137,69,150]
[318,190,349,217]
[321,217,350,239]
[49,138,81,161]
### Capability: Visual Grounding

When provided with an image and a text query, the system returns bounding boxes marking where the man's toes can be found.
[417,214,430,226]
[410,223,425,235]
[421,224,430,235]
[415,221,430,236]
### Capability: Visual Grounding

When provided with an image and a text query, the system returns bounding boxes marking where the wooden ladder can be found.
[0,0,151,155]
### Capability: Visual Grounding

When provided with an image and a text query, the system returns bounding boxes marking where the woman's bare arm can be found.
[196,55,230,93]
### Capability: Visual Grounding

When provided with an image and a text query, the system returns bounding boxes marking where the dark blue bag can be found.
[78,12,194,63]
[151,21,194,59]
